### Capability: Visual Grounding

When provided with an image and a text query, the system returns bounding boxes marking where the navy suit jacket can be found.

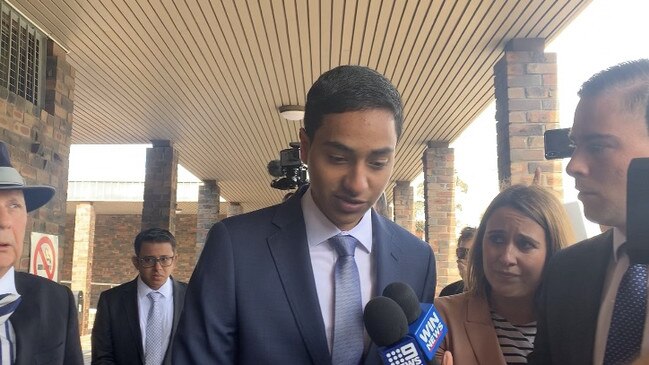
[173,189,437,365]
[529,230,612,365]
[91,277,187,365]
[12,271,84,365]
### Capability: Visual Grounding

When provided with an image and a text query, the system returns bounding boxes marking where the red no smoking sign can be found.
[30,233,59,281]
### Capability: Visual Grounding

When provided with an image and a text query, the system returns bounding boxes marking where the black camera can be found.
[544,128,574,160]
[267,142,309,190]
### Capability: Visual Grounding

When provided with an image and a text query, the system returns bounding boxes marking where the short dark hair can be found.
[133,228,177,256]
[303,65,403,140]
[579,59,649,128]
[457,226,476,246]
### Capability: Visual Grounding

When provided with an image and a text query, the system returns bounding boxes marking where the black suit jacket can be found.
[529,230,612,365]
[91,277,187,365]
[173,187,437,365]
[12,271,83,365]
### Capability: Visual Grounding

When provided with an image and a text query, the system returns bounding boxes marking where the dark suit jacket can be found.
[529,230,612,365]
[12,271,83,365]
[91,277,187,365]
[173,188,437,365]
[439,280,464,297]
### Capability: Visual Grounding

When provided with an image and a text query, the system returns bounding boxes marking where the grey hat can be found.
[0,142,55,212]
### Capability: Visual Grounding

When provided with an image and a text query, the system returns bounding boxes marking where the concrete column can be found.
[196,180,220,258]
[228,202,243,217]
[393,180,415,234]
[422,141,456,294]
[494,38,563,195]
[71,202,94,335]
[141,140,178,233]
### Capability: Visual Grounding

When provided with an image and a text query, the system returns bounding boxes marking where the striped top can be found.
[491,311,537,364]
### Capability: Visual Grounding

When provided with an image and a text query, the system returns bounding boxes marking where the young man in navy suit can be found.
[174,65,437,364]
[92,228,187,365]
[0,141,83,365]
[530,59,649,364]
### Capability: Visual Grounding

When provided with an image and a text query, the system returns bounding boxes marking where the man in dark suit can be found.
[173,65,437,364]
[439,226,476,297]
[0,141,83,364]
[530,59,649,364]
[92,228,187,365]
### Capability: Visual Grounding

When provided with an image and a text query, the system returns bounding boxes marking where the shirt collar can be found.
[137,276,173,299]
[301,186,373,253]
[0,267,18,295]
[612,227,627,262]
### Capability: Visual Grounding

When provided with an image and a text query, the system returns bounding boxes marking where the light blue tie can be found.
[0,293,21,365]
[604,260,648,365]
[330,235,364,365]
[145,291,164,365]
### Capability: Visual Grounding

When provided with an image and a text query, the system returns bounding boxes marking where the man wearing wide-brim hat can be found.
[0,142,83,364]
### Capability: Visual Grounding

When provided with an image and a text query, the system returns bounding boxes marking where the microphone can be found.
[364,296,433,365]
[382,282,447,361]
[626,158,649,263]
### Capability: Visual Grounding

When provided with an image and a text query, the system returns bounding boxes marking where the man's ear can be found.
[299,128,310,164]
[131,256,139,270]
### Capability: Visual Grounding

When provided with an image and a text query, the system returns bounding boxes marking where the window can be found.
[0,1,45,106]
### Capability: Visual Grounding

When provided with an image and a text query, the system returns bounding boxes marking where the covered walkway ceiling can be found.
[12,0,590,211]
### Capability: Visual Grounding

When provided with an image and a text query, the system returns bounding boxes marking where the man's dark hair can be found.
[579,59,649,128]
[134,228,177,256]
[303,65,403,140]
[457,226,476,246]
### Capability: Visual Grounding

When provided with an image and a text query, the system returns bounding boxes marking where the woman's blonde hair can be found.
[466,184,574,298]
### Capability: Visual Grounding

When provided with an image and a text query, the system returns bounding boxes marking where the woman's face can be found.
[482,206,548,301]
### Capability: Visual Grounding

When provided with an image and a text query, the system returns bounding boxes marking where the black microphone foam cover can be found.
[382,282,421,324]
[363,296,408,347]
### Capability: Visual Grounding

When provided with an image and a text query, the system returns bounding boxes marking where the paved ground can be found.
[81,334,91,364]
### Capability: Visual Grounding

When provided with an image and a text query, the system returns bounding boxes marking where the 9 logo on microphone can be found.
[385,342,422,365]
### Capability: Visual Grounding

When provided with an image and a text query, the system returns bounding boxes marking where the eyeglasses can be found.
[456,247,469,260]
[136,255,175,268]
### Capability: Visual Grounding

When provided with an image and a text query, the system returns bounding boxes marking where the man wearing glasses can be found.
[92,228,187,365]
[439,226,476,297]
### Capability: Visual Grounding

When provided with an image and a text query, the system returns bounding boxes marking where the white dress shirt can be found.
[137,277,174,356]
[301,187,375,351]
[594,228,649,364]
[0,267,18,364]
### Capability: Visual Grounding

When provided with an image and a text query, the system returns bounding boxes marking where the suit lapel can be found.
[170,279,185,339]
[12,273,37,365]
[372,212,399,296]
[123,279,145,362]
[267,190,330,364]
[464,295,506,365]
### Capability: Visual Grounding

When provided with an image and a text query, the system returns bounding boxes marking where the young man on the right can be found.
[530,59,649,364]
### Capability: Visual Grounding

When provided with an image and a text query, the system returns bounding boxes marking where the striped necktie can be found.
[0,293,21,365]
[330,235,364,365]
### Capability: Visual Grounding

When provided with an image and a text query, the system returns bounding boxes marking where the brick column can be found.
[494,38,563,195]
[141,140,178,233]
[422,141,456,294]
[228,202,243,217]
[196,180,220,259]
[71,202,94,335]
[393,180,415,234]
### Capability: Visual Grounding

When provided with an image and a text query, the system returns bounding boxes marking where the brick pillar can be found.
[142,140,178,233]
[71,202,94,335]
[228,202,243,217]
[422,141,456,294]
[196,180,220,259]
[393,180,415,234]
[494,38,563,195]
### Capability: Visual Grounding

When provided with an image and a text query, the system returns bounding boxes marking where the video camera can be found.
[267,142,309,190]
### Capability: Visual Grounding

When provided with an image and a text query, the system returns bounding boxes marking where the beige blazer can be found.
[434,293,506,365]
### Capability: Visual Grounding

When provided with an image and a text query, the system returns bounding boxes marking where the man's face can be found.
[0,190,27,278]
[456,238,474,281]
[566,92,649,232]
[132,242,176,290]
[299,109,398,231]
